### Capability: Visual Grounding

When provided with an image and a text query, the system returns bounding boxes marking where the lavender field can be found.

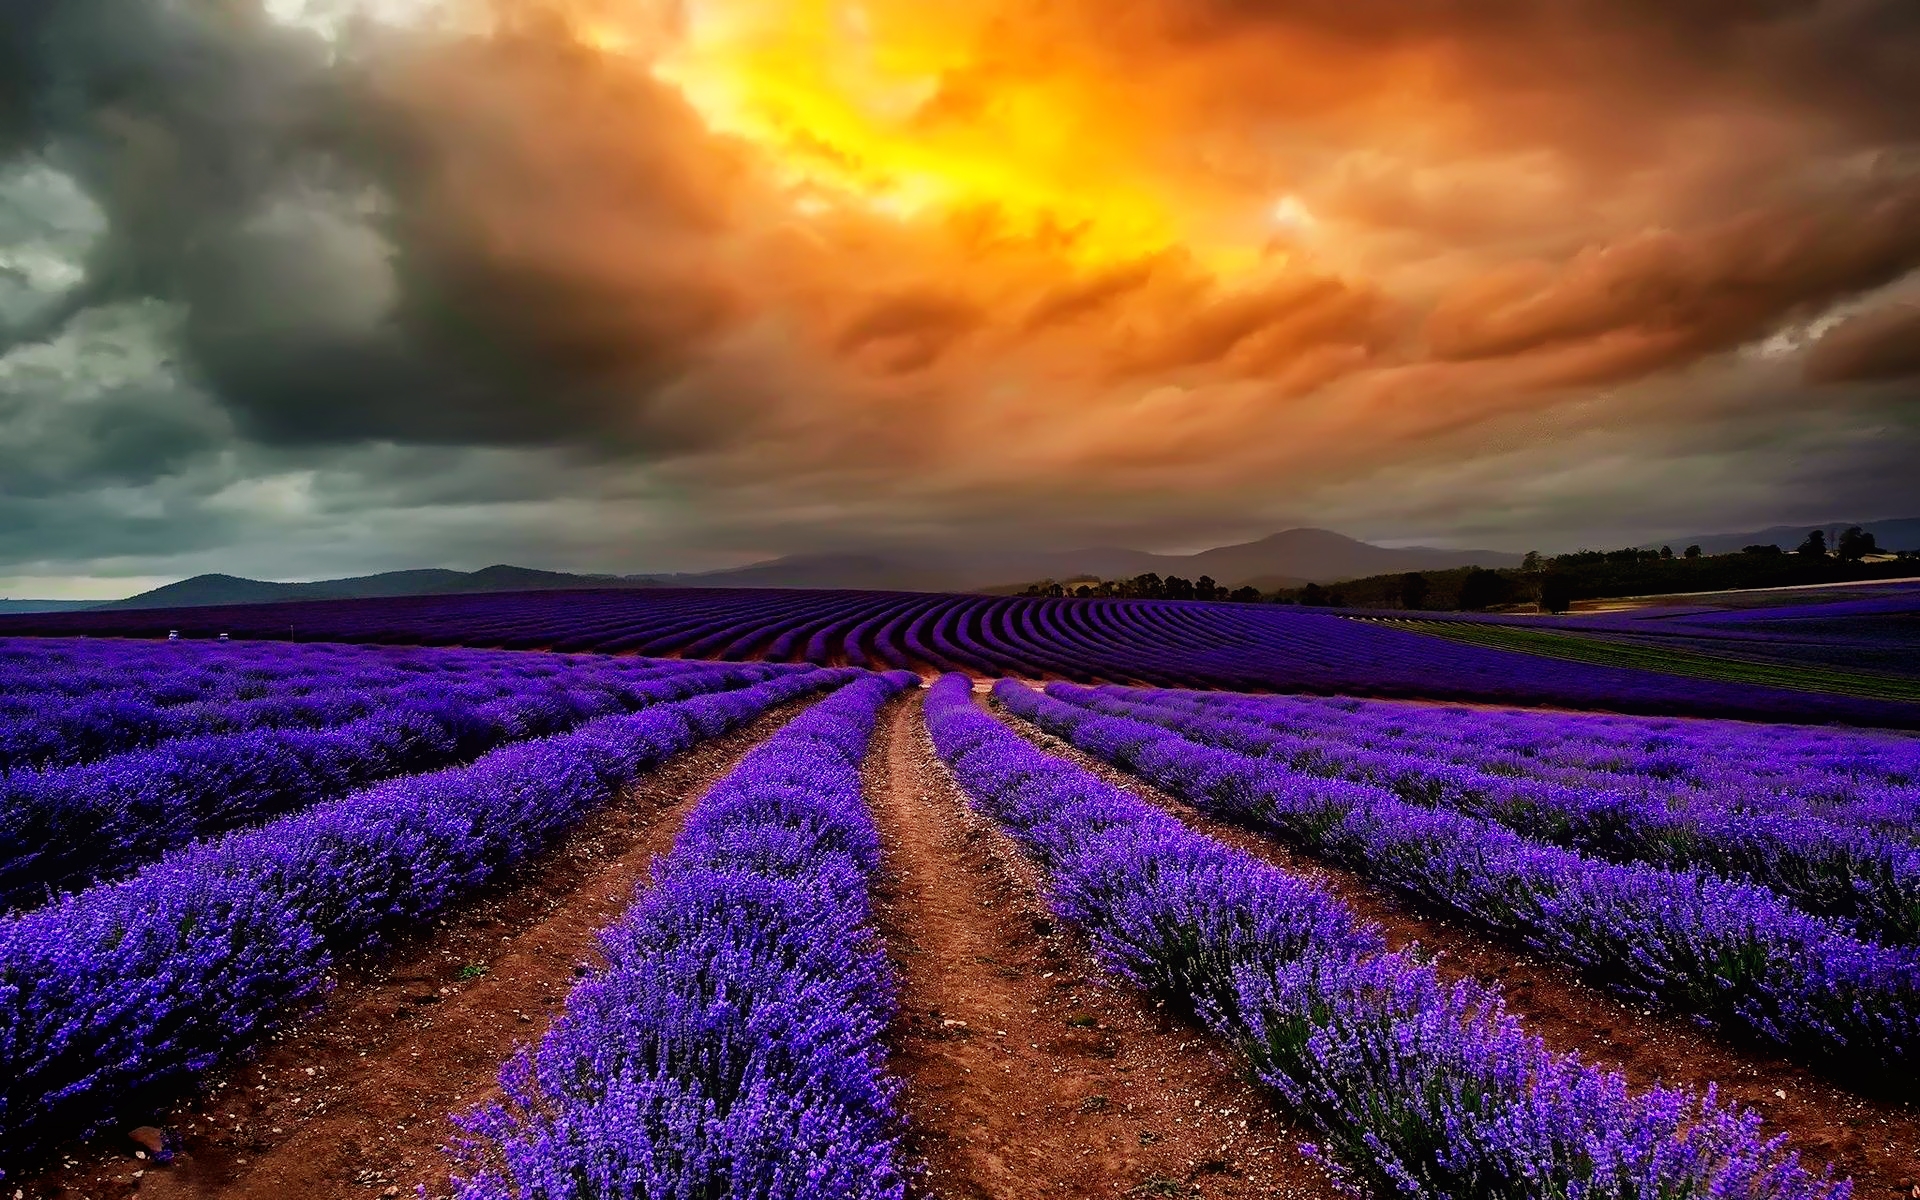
[7,0,1915,1189]
[4,586,1917,726]
[1,596,1917,1199]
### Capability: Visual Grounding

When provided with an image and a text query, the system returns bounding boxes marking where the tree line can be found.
[1021,574,1264,602]
[1016,527,1912,612]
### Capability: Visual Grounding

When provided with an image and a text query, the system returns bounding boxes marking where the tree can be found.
[1797,529,1828,558]
[1743,544,1783,556]
[1229,586,1261,603]
[1684,545,1702,560]
[1838,526,1878,561]
[1521,551,1543,573]
[1539,574,1574,614]
[1301,583,1328,606]
[1165,575,1195,600]
[1196,575,1219,601]
[1458,568,1509,611]
[1398,572,1430,610]
[1659,545,1674,560]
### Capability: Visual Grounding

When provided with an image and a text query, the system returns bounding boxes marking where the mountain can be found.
[1159,529,1522,588]
[677,530,1519,591]
[656,553,961,591]
[99,566,663,610]
[947,529,1519,590]
[95,528,1521,608]
[1651,518,1920,557]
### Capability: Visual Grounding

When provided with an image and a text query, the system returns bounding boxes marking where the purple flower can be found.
[928,674,1847,1200]
[449,672,916,1200]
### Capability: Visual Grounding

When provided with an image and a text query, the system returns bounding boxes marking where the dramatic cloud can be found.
[1425,185,1920,380]
[1,0,1918,592]
[1805,302,1920,383]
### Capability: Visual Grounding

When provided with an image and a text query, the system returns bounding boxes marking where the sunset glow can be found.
[648,0,1261,271]
[2,0,1916,585]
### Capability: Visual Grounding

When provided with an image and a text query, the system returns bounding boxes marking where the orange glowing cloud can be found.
[9,0,1918,557]
[646,0,1263,271]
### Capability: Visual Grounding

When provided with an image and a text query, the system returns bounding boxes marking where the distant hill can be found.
[1156,529,1522,587]
[1652,518,1920,557]
[89,529,1527,609]
[100,565,663,611]
[0,599,99,614]
[659,553,960,592]
[655,529,1520,592]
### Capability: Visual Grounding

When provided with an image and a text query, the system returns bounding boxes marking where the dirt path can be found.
[865,692,1337,1200]
[993,702,1920,1200]
[21,704,804,1200]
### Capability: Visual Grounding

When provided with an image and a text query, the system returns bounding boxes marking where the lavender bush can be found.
[1010,683,1920,1091]
[1149,688,1920,830]
[0,639,752,771]
[1073,686,1920,942]
[924,675,1846,1200]
[0,659,783,910]
[921,675,1850,1198]
[450,671,917,1200]
[0,668,854,1170]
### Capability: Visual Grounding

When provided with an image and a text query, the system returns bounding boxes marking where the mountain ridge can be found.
[90,528,1522,610]
[12,519,1912,615]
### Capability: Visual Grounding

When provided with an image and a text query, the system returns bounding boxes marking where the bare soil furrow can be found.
[866,691,1337,1200]
[20,703,806,1200]
[995,700,1920,1200]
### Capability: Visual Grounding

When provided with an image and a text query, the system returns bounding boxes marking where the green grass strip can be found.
[1367,618,1920,703]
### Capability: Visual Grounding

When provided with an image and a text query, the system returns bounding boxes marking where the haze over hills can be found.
[45,529,1521,612]
[1650,518,1920,557]
[94,566,664,611]
[6,520,1914,613]
[672,531,1524,594]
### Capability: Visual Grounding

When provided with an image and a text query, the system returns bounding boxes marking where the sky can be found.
[2,0,1918,597]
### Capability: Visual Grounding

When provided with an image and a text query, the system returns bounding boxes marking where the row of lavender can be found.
[0,637,444,703]
[0,654,787,911]
[0,638,696,772]
[452,672,917,1198]
[7,586,1916,726]
[0,666,854,1169]
[446,677,1858,1199]
[1007,683,1920,1092]
[1231,690,1920,817]
[1,651,1869,1196]
[928,676,1843,1199]
[1084,688,1920,941]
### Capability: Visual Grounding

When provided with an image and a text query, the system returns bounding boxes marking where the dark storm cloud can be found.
[0,379,226,498]
[2,0,1919,590]
[0,0,752,453]
[0,492,231,565]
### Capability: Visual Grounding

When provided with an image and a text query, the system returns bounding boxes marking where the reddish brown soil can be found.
[996,704,1920,1200]
[14,705,805,1200]
[867,691,1338,1199]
